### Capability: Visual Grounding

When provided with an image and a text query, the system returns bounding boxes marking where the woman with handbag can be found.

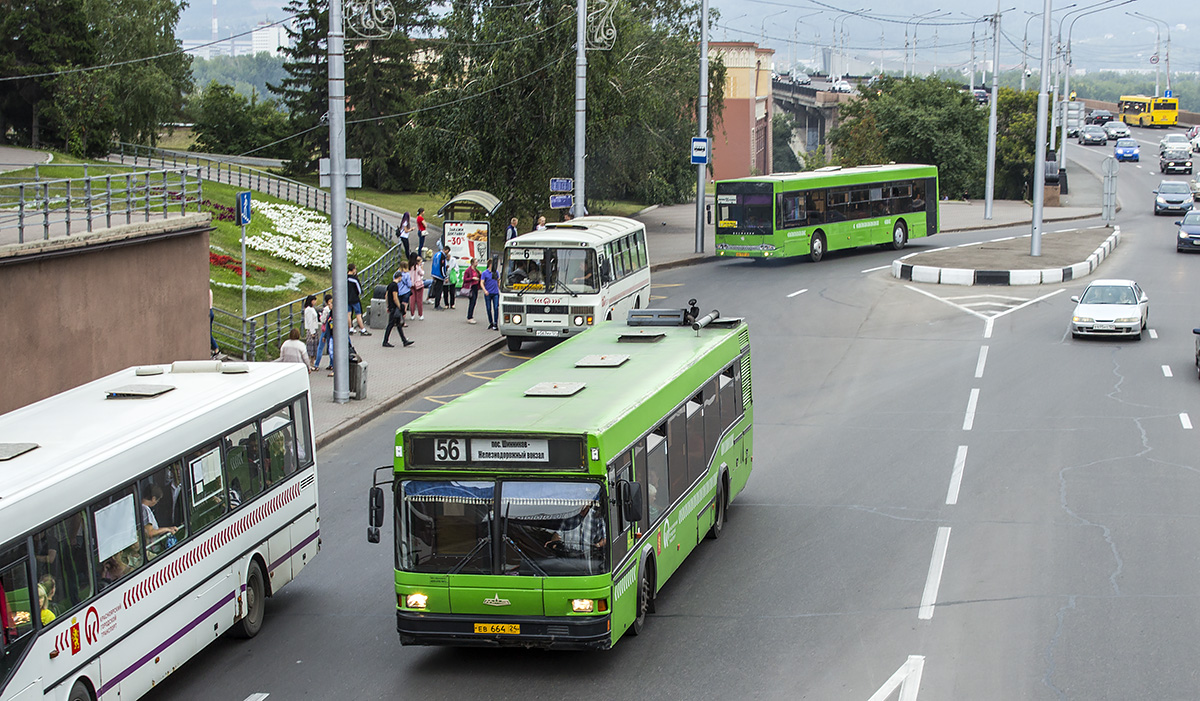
[463,257,482,324]
[302,294,320,364]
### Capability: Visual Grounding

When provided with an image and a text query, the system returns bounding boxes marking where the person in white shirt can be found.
[278,328,312,370]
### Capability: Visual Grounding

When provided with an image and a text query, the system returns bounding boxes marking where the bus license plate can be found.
[735,252,749,257]
[535,330,558,337]
[474,623,520,635]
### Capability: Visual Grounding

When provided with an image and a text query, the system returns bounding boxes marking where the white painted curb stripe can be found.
[975,346,989,378]
[918,527,952,620]
[963,388,980,430]
[947,446,968,505]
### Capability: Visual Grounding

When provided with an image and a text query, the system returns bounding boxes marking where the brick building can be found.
[709,42,775,182]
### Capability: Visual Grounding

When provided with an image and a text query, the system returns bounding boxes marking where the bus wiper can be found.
[448,526,492,575]
[501,503,548,576]
[550,275,577,297]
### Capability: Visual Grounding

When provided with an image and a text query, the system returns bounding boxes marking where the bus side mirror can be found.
[599,256,613,284]
[368,486,385,543]
[618,480,643,523]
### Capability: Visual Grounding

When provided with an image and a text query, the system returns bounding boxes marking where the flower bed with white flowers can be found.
[244,201,353,269]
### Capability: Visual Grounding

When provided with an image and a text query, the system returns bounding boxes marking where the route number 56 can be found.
[434,438,464,462]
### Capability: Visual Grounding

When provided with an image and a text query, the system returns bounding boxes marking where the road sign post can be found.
[237,191,252,319]
[691,137,710,166]
[1101,156,1119,225]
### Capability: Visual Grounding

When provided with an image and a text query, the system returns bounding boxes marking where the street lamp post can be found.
[912,11,948,77]
[1058,2,1129,171]
[1129,11,1170,96]
[831,9,867,79]
[1030,0,1053,257]
[695,0,708,255]
[903,11,940,77]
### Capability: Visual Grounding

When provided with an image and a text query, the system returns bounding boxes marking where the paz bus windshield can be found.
[398,480,607,576]
[502,248,599,295]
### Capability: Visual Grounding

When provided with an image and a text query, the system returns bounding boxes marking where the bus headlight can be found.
[571,599,594,613]
[573,315,584,326]
[512,314,523,325]
[406,593,428,609]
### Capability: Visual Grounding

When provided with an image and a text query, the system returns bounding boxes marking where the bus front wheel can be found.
[809,233,826,263]
[234,560,265,639]
[630,563,654,636]
[68,680,93,701]
[506,336,522,352]
[891,220,908,250]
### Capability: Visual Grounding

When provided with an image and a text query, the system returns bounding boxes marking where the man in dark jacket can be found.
[347,263,371,335]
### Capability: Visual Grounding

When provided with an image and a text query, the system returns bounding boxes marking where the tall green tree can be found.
[772,113,801,173]
[415,0,724,221]
[828,76,986,199]
[993,87,1042,201]
[190,81,288,157]
[271,0,329,173]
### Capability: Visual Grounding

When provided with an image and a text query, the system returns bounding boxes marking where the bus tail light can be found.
[598,598,608,612]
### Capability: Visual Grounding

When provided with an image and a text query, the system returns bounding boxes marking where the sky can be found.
[177,0,1200,77]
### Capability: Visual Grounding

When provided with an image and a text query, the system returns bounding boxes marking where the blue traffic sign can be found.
[1164,89,1173,98]
[691,137,709,165]
[550,177,574,193]
[236,191,252,226]
[549,194,574,210]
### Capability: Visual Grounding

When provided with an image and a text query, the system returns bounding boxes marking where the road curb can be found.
[316,337,507,449]
[891,226,1121,286]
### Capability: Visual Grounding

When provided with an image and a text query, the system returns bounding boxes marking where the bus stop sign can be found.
[691,137,709,165]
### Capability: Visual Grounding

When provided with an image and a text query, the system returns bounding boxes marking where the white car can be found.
[1102,121,1130,139]
[829,80,853,94]
[1070,279,1149,340]
[1159,133,1190,155]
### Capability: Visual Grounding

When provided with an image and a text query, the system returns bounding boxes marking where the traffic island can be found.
[892,226,1120,286]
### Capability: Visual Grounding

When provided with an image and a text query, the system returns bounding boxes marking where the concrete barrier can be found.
[939,268,974,285]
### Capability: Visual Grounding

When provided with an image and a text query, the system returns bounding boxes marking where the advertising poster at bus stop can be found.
[443,220,489,268]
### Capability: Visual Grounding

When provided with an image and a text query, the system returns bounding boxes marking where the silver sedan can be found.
[1070,279,1149,340]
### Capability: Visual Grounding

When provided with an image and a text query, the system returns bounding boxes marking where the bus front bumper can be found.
[397,610,612,650]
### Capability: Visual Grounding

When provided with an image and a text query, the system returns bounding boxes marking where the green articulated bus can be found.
[366,303,753,649]
[714,163,940,262]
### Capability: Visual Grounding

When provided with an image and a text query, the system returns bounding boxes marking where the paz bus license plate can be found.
[474,623,520,634]
[535,330,558,337]
[735,252,749,257]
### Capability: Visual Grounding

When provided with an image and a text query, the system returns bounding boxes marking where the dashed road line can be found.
[918,527,952,620]
[963,388,980,430]
[975,345,989,378]
[1182,413,1193,430]
[861,264,891,273]
[787,288,808,298]
[1149,329,1158,339]
[1162,365,1173,378]
[946,446,968,505]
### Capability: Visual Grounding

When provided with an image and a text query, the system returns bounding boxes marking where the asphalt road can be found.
[145,125,1200,700]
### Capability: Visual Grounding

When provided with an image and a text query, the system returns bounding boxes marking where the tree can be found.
[772,113,802,173]
[271,0,329,173]
[190,54,288,101]
[415,0,724,221]
[993,87,1042,201]
[828,76,986,199]
[190,81,289,157]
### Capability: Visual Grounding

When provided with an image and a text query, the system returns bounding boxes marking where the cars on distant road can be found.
[1077,125,1107,145]
[1070,279,1149,340]
[1161,147,1194,175]
[1114,138,1140,162]
[1155,180,1194,215]
[794,73,812,85]
[1102,121,1131,139]
[1191,173,1200,200]
[829,80,854,93]
[1189,126,1200,153]
[1175,211,1200,252]
[972,88,989,105]
[1159,133,1190,154]
[1086,109,1113,125]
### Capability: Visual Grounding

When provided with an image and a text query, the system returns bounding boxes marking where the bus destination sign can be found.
[470,438,548,462]
[406,434,585,470]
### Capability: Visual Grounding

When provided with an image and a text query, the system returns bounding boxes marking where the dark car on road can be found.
[1155,180,1194,215]
[1176,211,1200,252]
[1078,125,1107,146]
[1161,147,1194,175]
[1086,109,1114,125]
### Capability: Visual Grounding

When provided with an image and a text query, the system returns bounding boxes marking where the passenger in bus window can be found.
[100,546,141,587]
[141,485,179,556]
[37,576,56,625]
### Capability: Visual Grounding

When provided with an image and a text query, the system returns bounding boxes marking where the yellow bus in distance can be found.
[1118,95,1178,127]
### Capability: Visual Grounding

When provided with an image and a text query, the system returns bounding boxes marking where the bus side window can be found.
[635,229,648,269]
[703,378,721,465]
[1,541,37,681]
[599,252,612,285]
[91,486,144,590]
[645,431,669,523]
[262,406,298,484]
[186,442,227,533]
[719,366,739,429]
[686,394,705,484]
[138,464,186,560]
[223,423,264,507]
[34,511,93,615]
[608,451,633,564]
[293,397,314,469]
[666,406,689,502]
[633,439,649,530]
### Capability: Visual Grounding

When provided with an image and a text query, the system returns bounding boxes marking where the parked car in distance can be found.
[794,73,812,85]
[1086,109,1113,125]
[1070,279,1149,340]
[1176,211,1200,252]
[829,80,853,93]
[1161,147,1194,175]
[1159,133,1190,154]
[1078,125,1107,145]
[972,88,989,104]
[1155,180,1194,215]
[1114,138,1140,162]
[1102,121,1131,139]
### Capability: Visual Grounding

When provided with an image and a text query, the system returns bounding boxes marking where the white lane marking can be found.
[787,288,808,298]
[963,388,980,430]
[867,655,926,701]
[861,264,891,273]
[1162,365,1173,377]
[989,288,1065,320]
[984,317,993,338]
[243,695,270,701]
[1182,413,1193,430]
[947,446,968,505]
[918,527,952,620]
[906,285,990,322]
[1136,164,1142,169]
[975,345,989,378]
[1149,329,1158,339]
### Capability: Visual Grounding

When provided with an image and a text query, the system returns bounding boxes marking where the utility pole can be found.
[695,0,708,254]
[1030,0,1052,257]
[327,0,349,402]
[574,0,586,216]
[984,5,1002,220]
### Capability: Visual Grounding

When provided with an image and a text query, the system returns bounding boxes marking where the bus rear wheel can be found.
[707,480,725,540]
[891,221,908,250]
[234,560,265,639]
[809,233,826,263]
[506,336,522,352]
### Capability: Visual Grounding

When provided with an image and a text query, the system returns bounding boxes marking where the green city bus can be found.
[367,304,753,649]
[714,163,939,262]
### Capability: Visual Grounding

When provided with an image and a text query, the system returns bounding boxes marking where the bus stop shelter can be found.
[437,190,503,268]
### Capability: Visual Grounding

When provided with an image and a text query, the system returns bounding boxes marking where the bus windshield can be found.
[398,479,607,576]
[716,192,773,234]
[502,248,599,295]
